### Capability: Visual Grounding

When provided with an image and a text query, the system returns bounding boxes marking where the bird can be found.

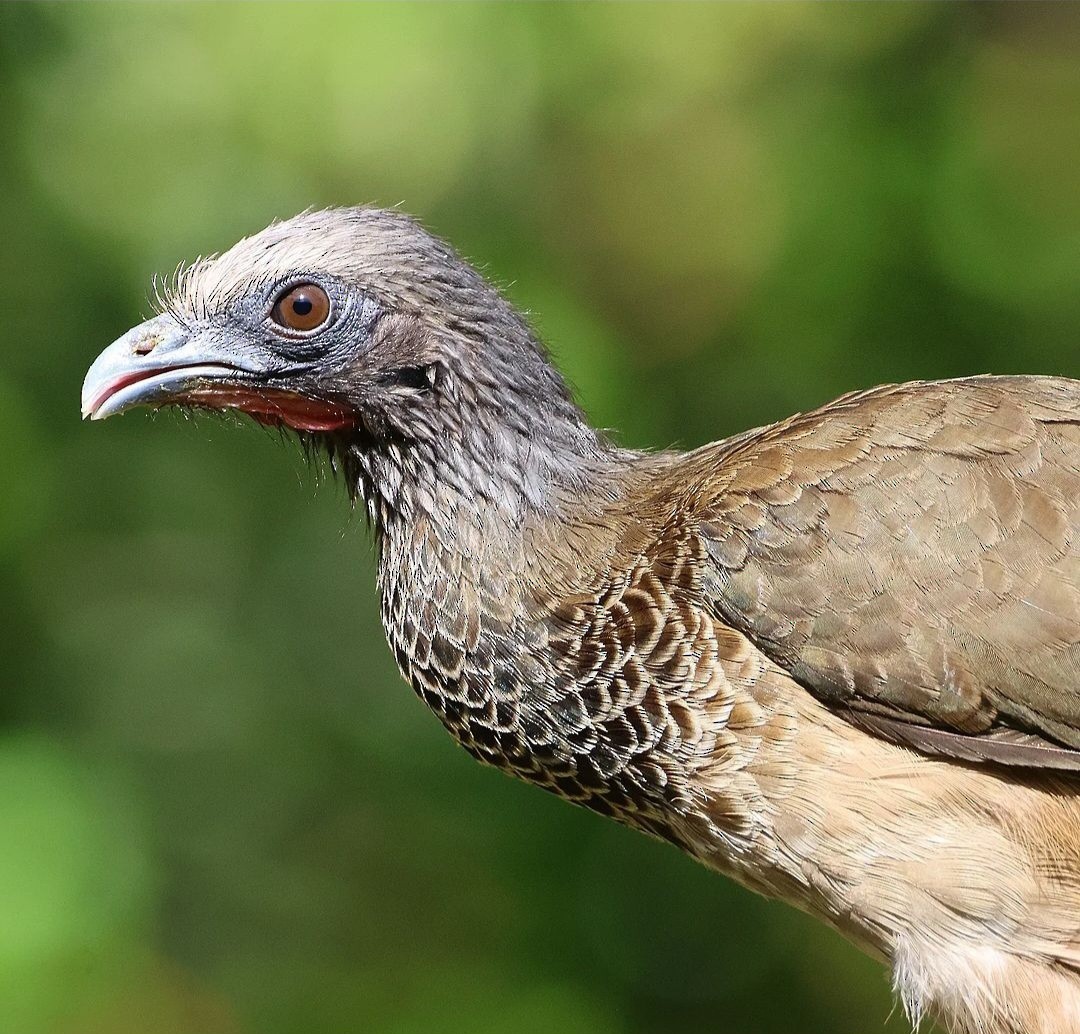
[80,207,1080,1034]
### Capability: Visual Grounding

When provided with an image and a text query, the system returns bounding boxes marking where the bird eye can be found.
[271,283,331,332]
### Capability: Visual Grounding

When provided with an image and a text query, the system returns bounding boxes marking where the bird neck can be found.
[351,398,631,626]
[346,410,675,803]
[352,396,618,529]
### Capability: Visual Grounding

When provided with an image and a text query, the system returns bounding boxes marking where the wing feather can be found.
[689,376,1080,766]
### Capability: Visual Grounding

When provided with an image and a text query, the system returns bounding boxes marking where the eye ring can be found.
[270,282,332,333]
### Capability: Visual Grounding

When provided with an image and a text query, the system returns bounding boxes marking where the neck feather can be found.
[344,405,690,825]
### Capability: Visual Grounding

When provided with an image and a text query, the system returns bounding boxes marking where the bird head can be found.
[81,207,588,453]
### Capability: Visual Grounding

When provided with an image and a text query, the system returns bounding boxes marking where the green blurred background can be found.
[1,3,1078,1032]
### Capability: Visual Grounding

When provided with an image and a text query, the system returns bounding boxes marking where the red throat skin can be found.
[179,386,357,432]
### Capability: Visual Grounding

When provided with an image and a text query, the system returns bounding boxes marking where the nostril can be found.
[132,332,161,356]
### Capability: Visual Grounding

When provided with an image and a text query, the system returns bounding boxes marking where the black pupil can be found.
[292,294,314,316]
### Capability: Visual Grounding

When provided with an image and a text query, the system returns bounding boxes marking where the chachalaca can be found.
[81,208,1080,1034]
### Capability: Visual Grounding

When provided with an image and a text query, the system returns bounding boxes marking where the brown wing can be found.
[687,375,1080,769]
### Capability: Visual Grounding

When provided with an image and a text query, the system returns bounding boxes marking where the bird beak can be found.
[81,315,355,431]
[81,314,257,420]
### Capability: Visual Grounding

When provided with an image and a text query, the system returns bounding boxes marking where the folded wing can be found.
[690,376,1080,768]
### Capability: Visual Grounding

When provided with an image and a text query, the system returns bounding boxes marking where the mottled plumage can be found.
[82,208,1080,1034]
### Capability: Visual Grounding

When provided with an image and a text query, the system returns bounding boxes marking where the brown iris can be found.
[271,283,331,332]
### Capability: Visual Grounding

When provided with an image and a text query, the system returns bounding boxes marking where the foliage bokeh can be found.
[1,4,1078,1032]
